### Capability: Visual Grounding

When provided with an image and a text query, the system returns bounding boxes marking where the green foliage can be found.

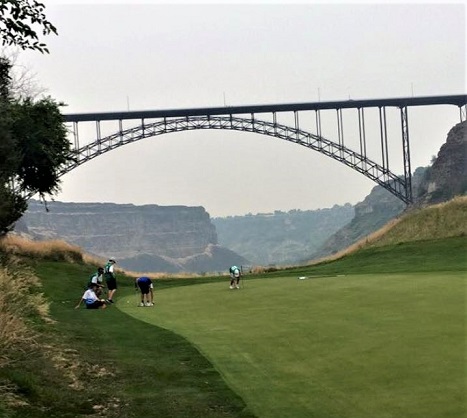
[0,188,27,236]
[0,57,12,99]
[0,56,72,236]
[0,2,65,235]
[0,0,57,53]
[0,58,15,175]
[10,97,69,195]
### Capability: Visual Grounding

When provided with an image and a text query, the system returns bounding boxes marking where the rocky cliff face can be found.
[310,167,431,260]
[17,201,248,273]
[311,120,466,260]
[309,183,407,260]
[416,120,466,205]
[213,205,355,266]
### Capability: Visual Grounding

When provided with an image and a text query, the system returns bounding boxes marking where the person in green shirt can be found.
[103,258,117,303]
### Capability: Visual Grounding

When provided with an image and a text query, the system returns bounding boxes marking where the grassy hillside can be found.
[0,197,465,417]
[369,196,467,245]
[297,195,467,270]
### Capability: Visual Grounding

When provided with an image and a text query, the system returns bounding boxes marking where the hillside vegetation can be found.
[0,197,465,417]
[368,195,467,246]
[302,195,467,267]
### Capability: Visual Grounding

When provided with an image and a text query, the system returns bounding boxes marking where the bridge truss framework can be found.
[62,94,467,205]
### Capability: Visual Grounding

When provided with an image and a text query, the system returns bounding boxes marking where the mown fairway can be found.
[120,271,465,418]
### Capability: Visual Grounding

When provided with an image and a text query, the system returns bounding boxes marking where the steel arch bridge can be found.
[61,94,467,205]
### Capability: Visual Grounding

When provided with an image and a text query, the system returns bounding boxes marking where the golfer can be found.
[88,267,105,297]
[135,276,154,306]
[229,265,241,289]
[75,283,107,310]
[103,258,117,304]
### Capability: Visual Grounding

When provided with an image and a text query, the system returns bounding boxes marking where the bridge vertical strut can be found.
[460,105,466,122]
[358,108,367,172]
[315,110,322,139]
[294,111,300,141]
[379,106,390,175]
[400,106,412,204]
[96,120,101,153]
[337,108,344,159]
[72,121,79,151]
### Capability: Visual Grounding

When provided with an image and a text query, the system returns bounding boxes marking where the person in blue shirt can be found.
[135,276,154,307]
[229,265,241,289]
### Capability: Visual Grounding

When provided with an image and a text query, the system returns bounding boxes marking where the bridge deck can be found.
[63,94,467,122]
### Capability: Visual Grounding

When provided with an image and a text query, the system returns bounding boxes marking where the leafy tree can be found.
[10,97,69,196]
[0,2,71,235]
[0,0,57,53]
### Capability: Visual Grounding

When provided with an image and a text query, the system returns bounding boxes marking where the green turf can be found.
[2,236,465,417]
[4,261,255,418]
[120,271,465,418]
[266,236,467,278]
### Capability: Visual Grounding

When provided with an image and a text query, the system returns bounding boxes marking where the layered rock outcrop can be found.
[416,120,466,205]
[17,201,248,273]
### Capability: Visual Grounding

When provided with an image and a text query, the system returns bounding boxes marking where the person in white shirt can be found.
[75,283,107,309]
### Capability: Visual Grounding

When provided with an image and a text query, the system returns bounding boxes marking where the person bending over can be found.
[229,265,241,289]
[135,276,154,307]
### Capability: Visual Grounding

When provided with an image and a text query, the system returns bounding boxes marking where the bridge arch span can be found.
[61,115,409,203]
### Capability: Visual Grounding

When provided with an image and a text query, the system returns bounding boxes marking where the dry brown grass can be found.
[0,265,51,368]
[0,236,119,413]
[0,234,84,263]
[0,234,81,372]
[120,268,204,280]
[1,234,209,281]
[82,252,107,267]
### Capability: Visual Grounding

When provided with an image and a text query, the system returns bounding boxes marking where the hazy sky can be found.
[19,0,466,217]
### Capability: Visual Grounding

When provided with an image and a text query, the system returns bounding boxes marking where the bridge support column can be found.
[400,106,412,204]
[460,105,466,122]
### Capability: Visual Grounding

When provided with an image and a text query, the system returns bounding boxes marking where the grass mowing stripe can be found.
[121,272,465,418]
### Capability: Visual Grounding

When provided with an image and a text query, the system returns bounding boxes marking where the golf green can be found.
[119,272,464,418]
